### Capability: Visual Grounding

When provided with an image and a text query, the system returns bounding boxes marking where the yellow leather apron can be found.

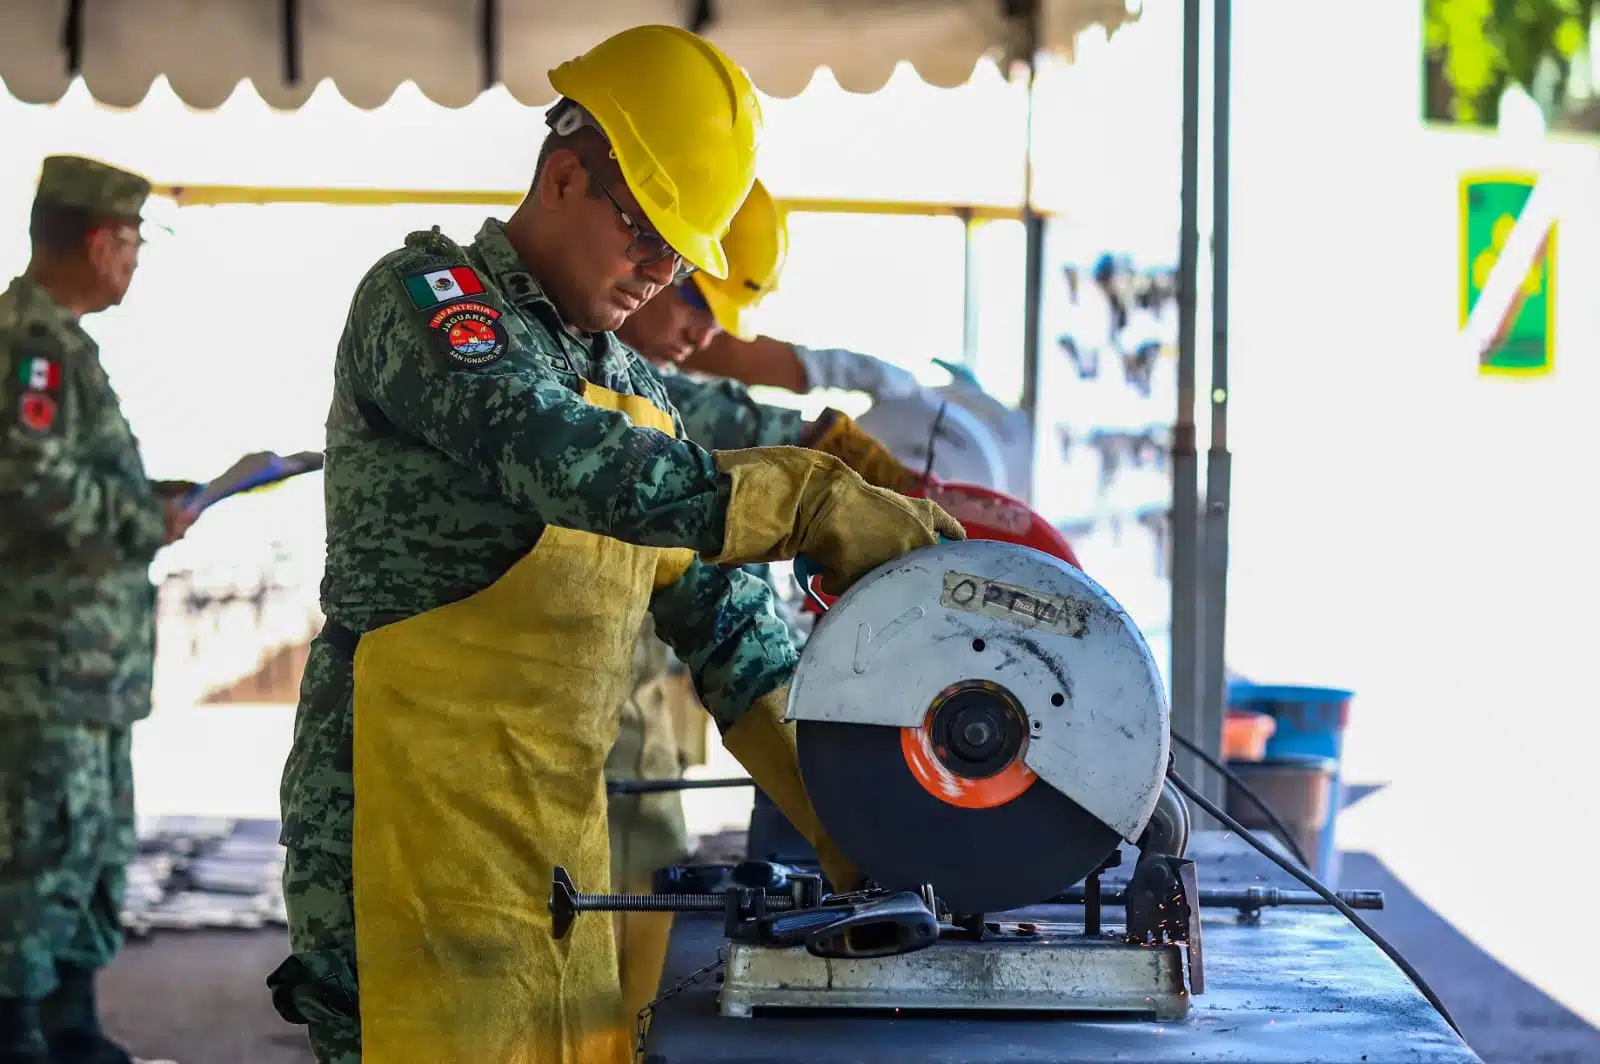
[607,625,714,1019]
[350,383,695,1064]
[607,646,688,1022]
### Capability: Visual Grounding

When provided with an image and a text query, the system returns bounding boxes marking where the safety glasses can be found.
[591,175,697,282]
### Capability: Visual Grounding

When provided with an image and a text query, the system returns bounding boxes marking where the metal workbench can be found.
[641,831,1481,1063]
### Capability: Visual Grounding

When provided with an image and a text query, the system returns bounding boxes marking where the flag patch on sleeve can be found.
[17,356,61,392]
[404,266,486,309]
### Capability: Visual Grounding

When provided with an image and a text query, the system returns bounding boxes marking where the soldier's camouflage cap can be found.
[33,155,151,224]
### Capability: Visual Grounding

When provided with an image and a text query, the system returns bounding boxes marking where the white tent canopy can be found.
[0,0,1136,111]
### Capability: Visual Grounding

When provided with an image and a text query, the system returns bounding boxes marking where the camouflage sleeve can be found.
[655,369,805,451]
[0,347,165,562]
[351,252,732,552]
[648,558,798,733]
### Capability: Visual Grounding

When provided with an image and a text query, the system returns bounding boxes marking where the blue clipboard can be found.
[182,450,324,514]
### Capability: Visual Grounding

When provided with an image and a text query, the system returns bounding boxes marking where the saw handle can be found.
[804,891,940,960]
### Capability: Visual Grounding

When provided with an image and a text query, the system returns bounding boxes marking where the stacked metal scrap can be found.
[122,817,288,935]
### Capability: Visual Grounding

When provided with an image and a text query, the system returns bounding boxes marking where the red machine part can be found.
[799,479,1084,614]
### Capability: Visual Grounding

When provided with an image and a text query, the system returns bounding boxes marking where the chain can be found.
[634,947,727,1062]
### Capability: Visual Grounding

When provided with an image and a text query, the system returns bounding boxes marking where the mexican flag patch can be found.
[404,266,486,309]
[17,356,61,392]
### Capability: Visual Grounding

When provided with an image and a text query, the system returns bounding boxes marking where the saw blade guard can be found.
[788,539,1170,844]
[796,480,1082,615]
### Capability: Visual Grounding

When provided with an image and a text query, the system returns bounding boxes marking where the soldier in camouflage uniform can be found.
[607,178,938,1016]
[265,25,962,1064]
[0,156,193,1064]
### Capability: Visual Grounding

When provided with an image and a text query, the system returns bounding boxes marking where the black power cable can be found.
[921,399,949,488]
[1166,769,1462,1040]
[1168,728,1311,869]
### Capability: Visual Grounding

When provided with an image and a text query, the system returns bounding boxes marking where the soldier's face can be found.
[573,170,683,333]
[533,148,682,333]
[85,223,141,307]
[617,282,721,366]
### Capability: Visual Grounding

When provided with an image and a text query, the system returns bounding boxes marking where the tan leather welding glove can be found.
[708,446,964,595]
[721,685,862,893]
[809,411,923,494]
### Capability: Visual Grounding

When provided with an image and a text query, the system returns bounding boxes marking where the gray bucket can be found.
[1224,754,1336,877]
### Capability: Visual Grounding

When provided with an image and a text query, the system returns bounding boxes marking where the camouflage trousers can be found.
[269,845,361,1064]
[0,718,134,1001]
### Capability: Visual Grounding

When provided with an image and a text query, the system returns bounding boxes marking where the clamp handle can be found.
[792,553,826,611]
[793,535,954,614]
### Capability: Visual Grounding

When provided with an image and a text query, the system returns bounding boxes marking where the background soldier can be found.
[0,155,193,1064]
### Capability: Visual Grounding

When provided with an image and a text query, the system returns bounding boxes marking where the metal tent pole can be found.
[1197,0,1234,810]
[1016,0,1043,506]
[960,211,981,368]
[1169,0,1205,800]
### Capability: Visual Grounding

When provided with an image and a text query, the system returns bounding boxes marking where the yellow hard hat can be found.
[689,178,788,340]
[548,25,762,280]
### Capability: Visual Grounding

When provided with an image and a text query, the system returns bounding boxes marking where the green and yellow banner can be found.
[1459,171,1557,376]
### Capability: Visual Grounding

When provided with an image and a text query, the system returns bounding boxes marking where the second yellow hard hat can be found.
[691,178,788,339]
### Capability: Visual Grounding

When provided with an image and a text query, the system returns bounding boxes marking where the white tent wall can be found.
[1226,0,1600,775]
[1226,0,1599,1027]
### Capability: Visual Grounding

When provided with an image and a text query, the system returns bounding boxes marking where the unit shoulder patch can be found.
[18,390,58,434]
[428,300,509,368]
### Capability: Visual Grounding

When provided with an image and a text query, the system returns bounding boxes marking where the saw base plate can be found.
[719,924,1190,1021]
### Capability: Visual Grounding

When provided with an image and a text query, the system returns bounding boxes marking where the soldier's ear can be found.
[83,224,120,270]
[534,148,585,211]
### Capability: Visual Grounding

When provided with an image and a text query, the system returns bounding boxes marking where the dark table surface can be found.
[641,831,1481,1064]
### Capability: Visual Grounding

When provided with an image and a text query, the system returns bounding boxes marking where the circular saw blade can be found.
[798,716,1123,915]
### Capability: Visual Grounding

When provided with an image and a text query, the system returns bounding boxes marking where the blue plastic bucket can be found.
[1227,684,1353,886]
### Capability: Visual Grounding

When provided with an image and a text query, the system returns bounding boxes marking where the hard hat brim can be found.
[692,274,757,340]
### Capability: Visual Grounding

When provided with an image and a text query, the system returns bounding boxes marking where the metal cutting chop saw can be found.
[712,536,1203,1018]
[558,506,1394,1024]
